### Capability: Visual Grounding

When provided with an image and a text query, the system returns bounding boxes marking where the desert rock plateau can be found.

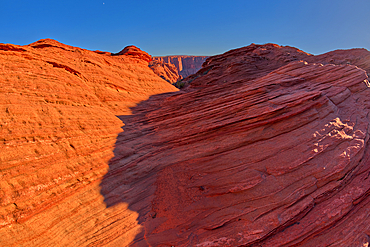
[2,40,370,246]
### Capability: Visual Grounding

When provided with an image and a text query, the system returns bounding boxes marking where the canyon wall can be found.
[148,60,181,83]
[153,55,208,78]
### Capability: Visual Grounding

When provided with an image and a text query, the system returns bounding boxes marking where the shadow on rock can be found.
[99,91,182,245]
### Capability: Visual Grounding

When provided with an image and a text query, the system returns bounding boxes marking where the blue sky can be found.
[1,0,370,56]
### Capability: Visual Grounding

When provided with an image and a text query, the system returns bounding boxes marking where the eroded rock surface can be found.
[0,39,177,246]
[184,44,370,89]
[153,55,208,78]
[103,47,370,246]
[149,60,181,83]
[183,43,312,88]
[307,48,370,74]
[112,45,153,63]
[2,41,370,247]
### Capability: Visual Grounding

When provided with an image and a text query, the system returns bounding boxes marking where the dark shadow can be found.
[99,90,183,245]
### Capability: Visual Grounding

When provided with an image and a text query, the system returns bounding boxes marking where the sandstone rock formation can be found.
[182,43,313,88]
[306,48,370,74]
[101,44,370,246]
[2,40,370,247]
[0,39,177,246]
[184,43,370,88]
[153,55,208,78]
[111,46,182,83]
[148,60,181,83]
[112,45,152,63]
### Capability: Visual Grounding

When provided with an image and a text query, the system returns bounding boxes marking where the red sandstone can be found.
[1,40,370,246]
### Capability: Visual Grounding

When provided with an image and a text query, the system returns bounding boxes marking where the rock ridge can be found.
[112,45,153,63]
[100,59,370,246]
[2,40,370,246]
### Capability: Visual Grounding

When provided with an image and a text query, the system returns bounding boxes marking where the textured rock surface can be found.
[112,45,153,63]
[102,46,370,246]
[2,40,370,247]
[148,60,181,83]
[306,48,370,74]
[183,43,312,88]
[153,55,208,78]
[184,44,370,89]
[0,39,177,246]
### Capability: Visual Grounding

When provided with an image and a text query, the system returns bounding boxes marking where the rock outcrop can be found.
[306,48,370,74]
[2,40,370,247]
[184,44,370,88]
[153,55,208,78]
[111,46,183,83]
[148,60,181,83]
[101,45,370,246]
[182,43,312,88]
[0,39,177,246]
[112,45,153,63]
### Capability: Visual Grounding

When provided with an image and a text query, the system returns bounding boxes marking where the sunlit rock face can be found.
[112,45,153,63]
[2,40,370,247]
[153,55,209,78]
[0,39,177,246]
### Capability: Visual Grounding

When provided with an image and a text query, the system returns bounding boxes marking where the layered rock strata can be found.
[102,50,370,245]
[184,43,370,88]
[2,40,370,247]
[153,55,208,78]
[0,39,177,246]
[148,60,181,83]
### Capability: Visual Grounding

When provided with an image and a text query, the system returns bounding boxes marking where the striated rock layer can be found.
[184,43,370,88]
[0,39,178,246]
[153,55,208,78]
[2,40,370,247]
[102,45,370,246]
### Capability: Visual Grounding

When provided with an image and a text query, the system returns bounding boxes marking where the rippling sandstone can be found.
[0,39,177,246]
[2,41,370,246]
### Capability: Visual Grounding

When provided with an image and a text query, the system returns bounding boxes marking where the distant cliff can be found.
[153,55,208,78]
[148,60,181,83]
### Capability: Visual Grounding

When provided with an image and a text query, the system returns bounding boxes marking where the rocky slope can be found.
[184,43,370,88]
[306,48,370,74]
[0,39,177,246]
[2,40,370,246]
[102,45,370,246]
[148,60,181,83]
[153,55,208,78]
